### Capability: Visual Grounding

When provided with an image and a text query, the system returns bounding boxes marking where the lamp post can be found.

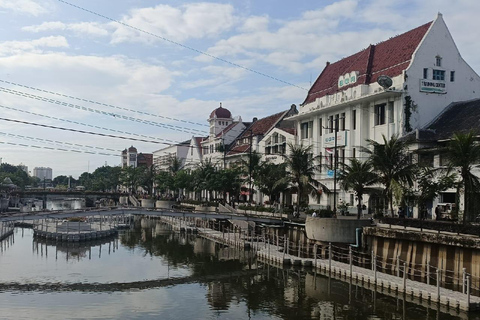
[248,129,253,203]
[333,117,338,215]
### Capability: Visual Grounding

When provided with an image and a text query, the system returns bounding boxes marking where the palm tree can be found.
[254,162,289,205]
[338,159,377,219]
[362,134,416,217]
[241,151,262,202]
[444,131,480,223]
[283,143,326,212]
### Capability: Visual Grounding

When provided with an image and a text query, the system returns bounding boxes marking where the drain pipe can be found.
[350,228,363,248]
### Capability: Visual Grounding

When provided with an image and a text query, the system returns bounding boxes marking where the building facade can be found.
[289,13,480,212]
[33,167,52,180]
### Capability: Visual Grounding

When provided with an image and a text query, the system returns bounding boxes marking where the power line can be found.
[0,104,178,144]
[56,0,308,91]
[0,130,123,153]
[0,86,208,135]
[0,116,174,145]
[0,79,208,128]
[0,140,119,157]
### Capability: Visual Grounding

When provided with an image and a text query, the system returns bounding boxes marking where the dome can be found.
[128,146,137,152]
[209,106,231,119]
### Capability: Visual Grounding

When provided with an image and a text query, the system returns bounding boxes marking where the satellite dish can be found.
[377,75,393,89]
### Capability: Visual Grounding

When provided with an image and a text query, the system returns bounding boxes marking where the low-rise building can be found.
[289,13,480,212]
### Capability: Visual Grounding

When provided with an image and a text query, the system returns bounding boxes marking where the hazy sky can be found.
[0,0,479,178]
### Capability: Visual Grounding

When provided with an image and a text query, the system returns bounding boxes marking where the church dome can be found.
[209,105,231,119]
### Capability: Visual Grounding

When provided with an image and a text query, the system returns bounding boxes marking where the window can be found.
[433,69,445,81]
[352,148,356,159]
[388,101,394,123]
[423,68,428,79]
[435,56,442,67]
[265,146,270,155]
[318,152,322,172]
[191,146,193,156]
[419,154,434,167]
[374,104,386,125]
[319,118,323,136]
[335,114,340,132]
[450,71,455,82]
[352,110,357,130]
[308,121,313,138]
[329,116,334,133]
[341,113,346,131]
[300,122,309,139]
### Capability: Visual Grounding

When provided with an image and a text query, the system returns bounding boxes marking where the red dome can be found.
[209,106,231,119]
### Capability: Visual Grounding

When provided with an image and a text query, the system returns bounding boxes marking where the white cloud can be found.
[0,0,48,16]
[239,16,269,33]
[0,36,69,56]
[110,3,236,44]
[23,21,109,37]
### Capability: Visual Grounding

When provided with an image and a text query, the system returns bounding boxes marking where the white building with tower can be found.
[289,13,480,212]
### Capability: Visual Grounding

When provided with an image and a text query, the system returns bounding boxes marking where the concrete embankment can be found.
[157,215,480,313]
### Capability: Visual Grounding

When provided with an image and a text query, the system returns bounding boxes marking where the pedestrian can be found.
[435,205,440,220]
[312,210,317,218]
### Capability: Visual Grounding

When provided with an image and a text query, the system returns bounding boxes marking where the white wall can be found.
[406,14,480,130]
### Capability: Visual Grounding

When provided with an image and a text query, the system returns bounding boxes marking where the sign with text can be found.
[420,79,447,94]
[323,131,347,147]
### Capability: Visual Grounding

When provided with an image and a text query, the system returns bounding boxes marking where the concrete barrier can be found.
[305,217,372,243]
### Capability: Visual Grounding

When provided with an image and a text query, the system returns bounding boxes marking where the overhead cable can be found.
[0,79,207,127]
[56,0,307,91]
[0,86,207,135]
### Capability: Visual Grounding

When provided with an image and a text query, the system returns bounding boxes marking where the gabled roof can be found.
[278,127,296,135]
[302,22,432,105]
[238,110,287,139]
[227,144,251,156]
[426,99,480,140]
[216,122,238,138]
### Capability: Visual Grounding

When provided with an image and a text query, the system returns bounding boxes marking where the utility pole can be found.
[222,136,226,169]
[249,129,253,203]
[333,116,338,215]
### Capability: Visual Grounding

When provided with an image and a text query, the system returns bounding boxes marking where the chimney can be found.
[252,117,258,122]
[326,61,330,66]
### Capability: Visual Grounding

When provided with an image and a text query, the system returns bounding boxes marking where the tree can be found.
[241,151,262,202]
[193,159,216,200]
[254,162,289,204]
[52,175,70,188]
[214,167,242,202]
[120,166,143,193]
[362,134,416,217]
[444,131,480,223]
[338,159,378,219]
[283,143,326,211]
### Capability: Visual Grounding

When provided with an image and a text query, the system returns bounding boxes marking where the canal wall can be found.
[154,214,480,312]
[364,223,480,293]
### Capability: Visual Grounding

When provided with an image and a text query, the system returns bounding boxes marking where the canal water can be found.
[0,218,478,320]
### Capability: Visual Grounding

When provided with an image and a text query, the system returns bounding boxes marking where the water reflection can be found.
[0,217,476,319]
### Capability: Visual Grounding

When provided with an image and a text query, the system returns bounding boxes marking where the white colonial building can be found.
[289,13,480,212]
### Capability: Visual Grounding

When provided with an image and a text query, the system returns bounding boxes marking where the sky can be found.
[1,0,480,178]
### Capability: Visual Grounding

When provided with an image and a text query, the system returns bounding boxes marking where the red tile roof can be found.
[279,127,296,135]
[302,22,432,105]
[238,111,287,139]
[216,122,238,138]
[227,144,250,156]
[209,106,231,119]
